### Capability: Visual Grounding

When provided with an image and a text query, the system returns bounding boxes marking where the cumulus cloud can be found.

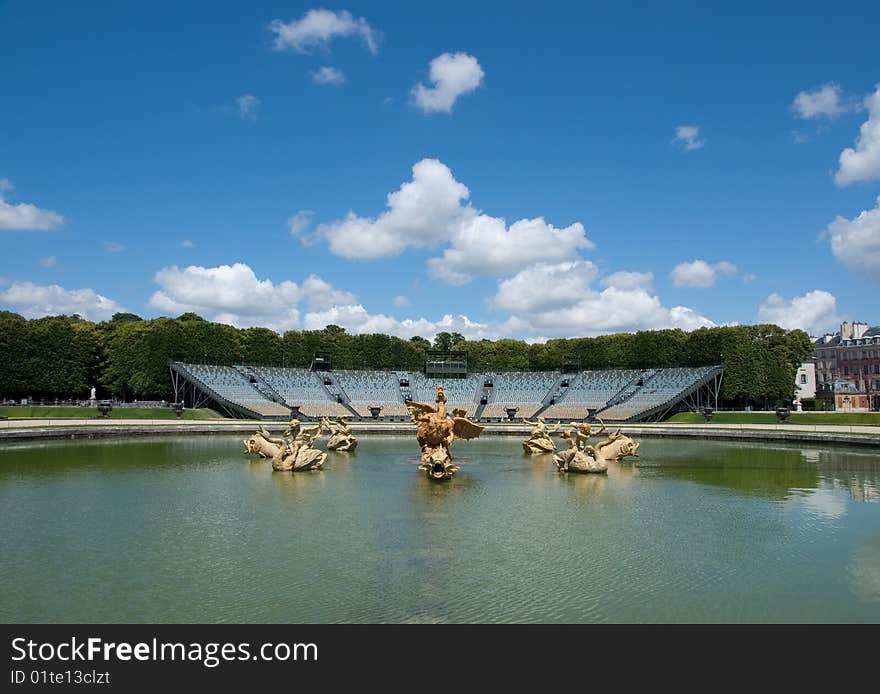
[312,158,594,284]
[671,259,737,288]
[180,239,195,248]
[674,125,704,151]
[0,281,125,321]
[147,263,360,332]
[488,261,714,338]
[601,271,654,292]
[303,305,494,340]
[287,210,315,237]
[235,94,260,120]
[269,8,378,54]
[0,184,64,231]
[38,256,57,267]
[826,196,880,282]
[311,66,345,85]
[314,158,469,257]
[148,263,302,331]
[835,85,880,187]
[792,83,847,119]
[299,274,357,310]
[411,52,484,113]
[490,261,599,313]
[428,215,594,285]
[103,241,124,253]
[757,290,839,334]
[393,295,410,307]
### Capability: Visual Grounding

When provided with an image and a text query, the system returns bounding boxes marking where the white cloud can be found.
[311,66,345,85]
[303,305,494,340]
[287,210,315,237]
[147,263,359,332]
[38,256,57,267]
[757,290,839,334]
[148,263,302,331]
[300,274,357,310]
[671,259,737,287]
[835,85,880,187]
[826,196,880,282]
[103,241,125,253]
[0,281,125,321]
[314,158,469,258]
[235,94,260,120]
[601,271,654,292]
[411,52,484,113]
[490,260,599,313]
[792,83,846,119]
[180,239,195,248]
[0,186,64,231]
[393,295,410,307]
[428,215,593,285]
[674,125,704,151]
[312,158,594,284]
[269,8,378,54]
[742,273,757,284]
[488,261,715,338]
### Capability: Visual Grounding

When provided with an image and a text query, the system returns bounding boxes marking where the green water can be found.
[1,435,878,623]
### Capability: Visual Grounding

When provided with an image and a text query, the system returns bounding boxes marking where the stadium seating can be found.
[172,363,721,421]
[179,364,290,417]
[481,371,559,419]
[335,370,409,417]
[599,367,718,420]
[404,372,482,417]
[251,367,351,418]
[540,369,639,420]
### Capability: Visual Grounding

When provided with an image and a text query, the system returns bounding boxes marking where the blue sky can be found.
[1,1,879,340]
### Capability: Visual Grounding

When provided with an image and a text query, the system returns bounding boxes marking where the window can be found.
[800,374,807,384]
[875,364,880,375]
[844,367,849,375]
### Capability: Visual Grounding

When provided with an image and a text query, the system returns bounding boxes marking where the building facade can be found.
[794,361,816,409]
[812,321,880,411]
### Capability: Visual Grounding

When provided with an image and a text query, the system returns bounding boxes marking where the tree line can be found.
[0,311,812,407]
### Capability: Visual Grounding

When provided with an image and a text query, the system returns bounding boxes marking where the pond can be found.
[1,435,878,623]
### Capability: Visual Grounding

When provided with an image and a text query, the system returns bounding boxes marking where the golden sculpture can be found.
[554,428,609,473]
[592,429,640,463]
[522,416,561,454]
[321,416,358,452]
[553,419,640,474]
[243,429,282,458]
[243,420,326,471]
[406,385,484,479]
[263,426,326,472]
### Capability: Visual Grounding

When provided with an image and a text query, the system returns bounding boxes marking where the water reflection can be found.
[2,434,880,623]
[636,441,820,500]
[849,534,880,603]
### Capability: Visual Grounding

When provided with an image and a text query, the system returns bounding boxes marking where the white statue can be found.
[89,387,97,401]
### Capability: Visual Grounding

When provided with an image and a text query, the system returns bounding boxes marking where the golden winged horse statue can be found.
[406,384,484,479]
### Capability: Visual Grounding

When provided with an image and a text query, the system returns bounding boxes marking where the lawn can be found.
[666,411,880,425]
[0,407,224,420]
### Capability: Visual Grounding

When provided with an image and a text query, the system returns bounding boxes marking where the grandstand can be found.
[481,371,560,420]
[405,372,483,417]
[540,369,641,420]
[169,361,722,422]
[335,370,409,418]
[599,366,722,421]
[170,363,290,418]
[250,367,352,418]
